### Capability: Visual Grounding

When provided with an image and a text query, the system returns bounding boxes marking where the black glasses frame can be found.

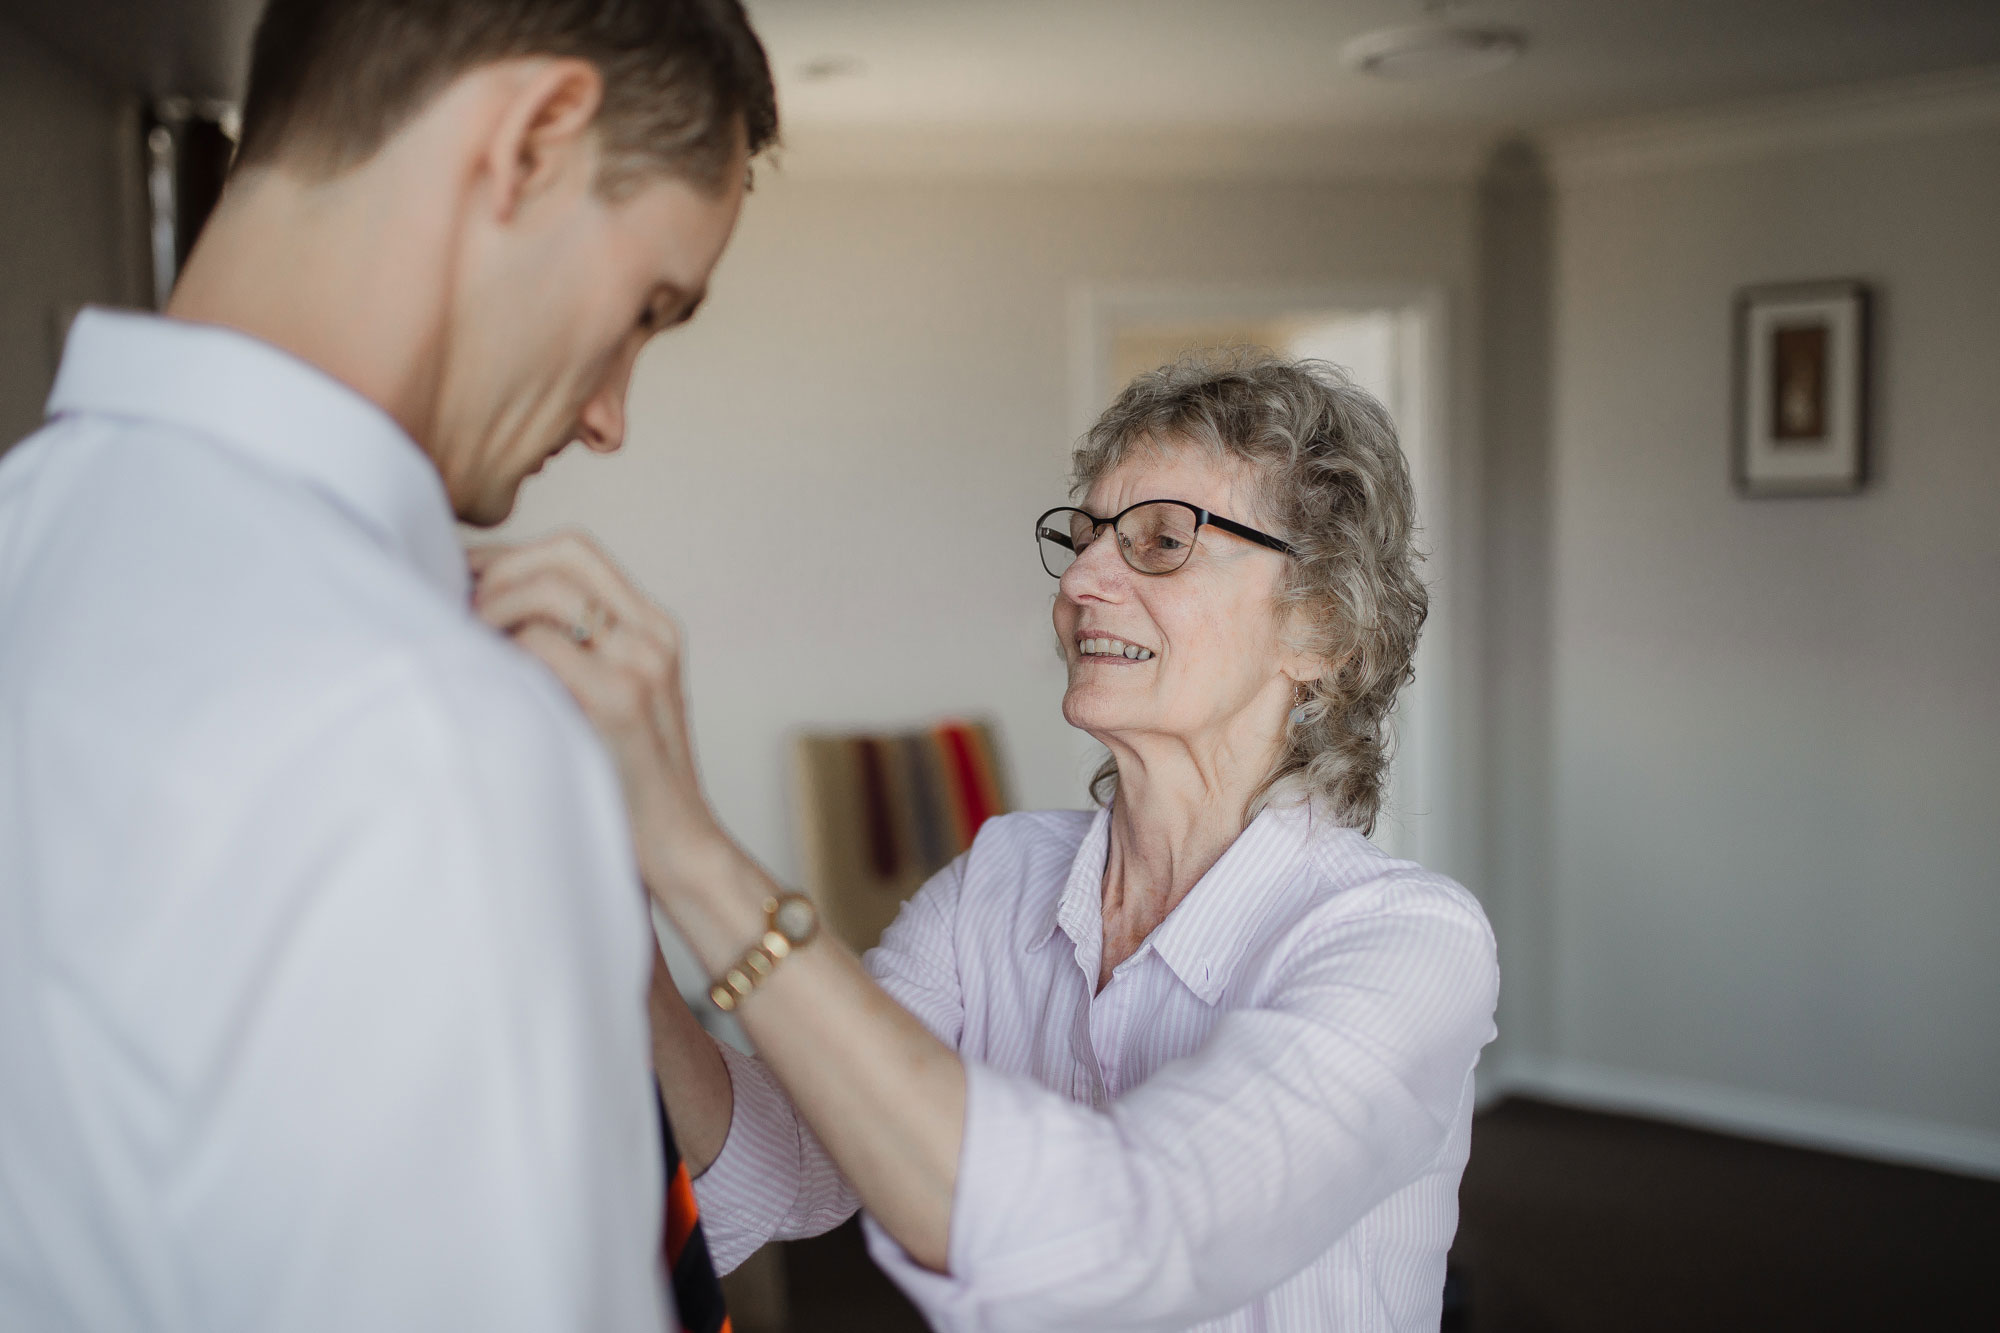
[1035,499,1296,578]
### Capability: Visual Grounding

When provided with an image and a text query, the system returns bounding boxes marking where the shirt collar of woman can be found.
[1029,799,1323,1002]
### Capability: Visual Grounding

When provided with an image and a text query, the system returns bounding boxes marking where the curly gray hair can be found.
[1072,349,1427,833]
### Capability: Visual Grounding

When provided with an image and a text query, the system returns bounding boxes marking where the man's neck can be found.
[166,157,457,449]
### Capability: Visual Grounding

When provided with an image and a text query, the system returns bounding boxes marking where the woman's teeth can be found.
[1080,638,1153,660]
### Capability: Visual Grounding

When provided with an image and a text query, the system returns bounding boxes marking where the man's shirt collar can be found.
[46,308,469,604]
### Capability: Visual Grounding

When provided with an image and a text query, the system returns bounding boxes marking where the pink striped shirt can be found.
[693,800,1498,1332]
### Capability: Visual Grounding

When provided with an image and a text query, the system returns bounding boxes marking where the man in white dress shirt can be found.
[0,2,775,1329]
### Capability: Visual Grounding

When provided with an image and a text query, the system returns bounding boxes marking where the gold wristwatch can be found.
[708,892,819,1012]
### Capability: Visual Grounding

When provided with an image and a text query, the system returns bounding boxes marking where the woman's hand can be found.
[468,533,725,902]
[471,532,965,1271]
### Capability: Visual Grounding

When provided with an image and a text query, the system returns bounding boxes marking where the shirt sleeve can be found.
[169,654,667,1333]
[691,854,970,1273]
[864,878,1500,1333]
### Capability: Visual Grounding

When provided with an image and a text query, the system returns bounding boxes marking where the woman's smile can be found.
[1075,632,1155,662]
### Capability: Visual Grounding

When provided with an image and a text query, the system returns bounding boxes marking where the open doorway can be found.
[1072,284,1452,865]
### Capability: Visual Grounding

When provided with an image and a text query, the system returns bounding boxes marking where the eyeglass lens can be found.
[1037,502,1201,577]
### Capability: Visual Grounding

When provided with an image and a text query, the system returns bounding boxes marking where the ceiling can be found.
[750,0,2000,133]
[4,0,262,104]
[9,0,2000,153]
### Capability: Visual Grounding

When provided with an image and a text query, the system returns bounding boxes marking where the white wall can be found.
[1477,141,1558,1086]
[1525,106,2000,1164]
[503,170,1481,898]
[499,75,2000,1177]
[0,16,136,449]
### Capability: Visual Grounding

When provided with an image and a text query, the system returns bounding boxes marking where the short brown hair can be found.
[1072,351,1429,833]
[235,0,778,193]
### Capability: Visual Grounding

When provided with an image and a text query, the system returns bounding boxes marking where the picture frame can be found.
[1732,280,1870,497]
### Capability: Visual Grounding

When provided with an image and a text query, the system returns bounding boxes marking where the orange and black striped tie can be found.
[657,1082,730,1333]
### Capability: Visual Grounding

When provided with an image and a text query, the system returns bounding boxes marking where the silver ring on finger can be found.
[570,598,614,648]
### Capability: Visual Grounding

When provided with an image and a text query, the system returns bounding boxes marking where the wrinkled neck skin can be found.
[1093,692,1290,987]
[165,81,496,452]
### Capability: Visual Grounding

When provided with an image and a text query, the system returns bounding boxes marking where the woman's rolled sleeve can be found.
[690,1041,857,1273]
[691,856,969,1273]
[864,884,1498,1333]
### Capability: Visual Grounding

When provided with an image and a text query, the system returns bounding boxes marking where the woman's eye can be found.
[1156,534,1185,551]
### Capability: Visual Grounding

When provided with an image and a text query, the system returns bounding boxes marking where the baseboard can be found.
[1482,1054,2000,1182]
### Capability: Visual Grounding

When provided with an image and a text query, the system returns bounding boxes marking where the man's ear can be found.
[482,58,605,222]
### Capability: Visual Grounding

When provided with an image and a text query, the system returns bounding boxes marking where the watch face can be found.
[774,895,817,943]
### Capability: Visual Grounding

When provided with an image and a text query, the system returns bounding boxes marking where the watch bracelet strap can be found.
[708,895,811,1012]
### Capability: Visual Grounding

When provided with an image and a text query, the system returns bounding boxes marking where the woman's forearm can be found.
[647,935,733,1177]
[464,536,963,1266]
[655,839,966,1272]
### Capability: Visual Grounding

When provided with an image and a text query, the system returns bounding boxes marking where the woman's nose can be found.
[1059,529,1127,601]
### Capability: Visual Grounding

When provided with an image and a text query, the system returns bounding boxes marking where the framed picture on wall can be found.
[1733,280,1870,497]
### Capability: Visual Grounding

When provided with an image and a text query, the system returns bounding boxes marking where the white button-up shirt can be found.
[0,311,667,1332]
[696,802,1498,1333]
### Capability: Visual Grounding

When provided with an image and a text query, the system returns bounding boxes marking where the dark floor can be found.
[780,1218,928,1333]
[767,1098,2000,1331]
[1450,1098,1998,1333]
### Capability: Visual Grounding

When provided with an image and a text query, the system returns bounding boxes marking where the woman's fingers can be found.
[465,532,717,869]
[464,543,509,577]
[509,614,718,867]
[468,541,735,912]
[474,563,605,640]
[474,550,674,659]
[509,619,598,698]
[479,569,676,708]
[469,540,693,768]
[479,572,676,687]
[471,532,675,649]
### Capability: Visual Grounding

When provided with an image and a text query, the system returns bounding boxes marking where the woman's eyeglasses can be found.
[1035,500,1295,578]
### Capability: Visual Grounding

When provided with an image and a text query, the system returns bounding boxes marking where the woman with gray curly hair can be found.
[473,352,1499,1332]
